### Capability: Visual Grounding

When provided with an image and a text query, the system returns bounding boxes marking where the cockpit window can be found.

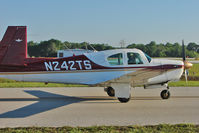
[107,53,123,65]
[144,53,152,63]
[127,52,143,65]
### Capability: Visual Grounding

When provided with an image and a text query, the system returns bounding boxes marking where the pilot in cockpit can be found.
[128,53,136,64]
[128,53,143,65]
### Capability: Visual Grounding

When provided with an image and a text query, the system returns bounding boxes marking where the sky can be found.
[0,0,199,46]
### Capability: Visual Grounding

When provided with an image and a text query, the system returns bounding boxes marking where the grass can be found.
[169,81,199,87]
[0,82,87,88]
[0,78,199,88]
[0,78,87,88]
[189,63,199,76]
[0,124,198,133]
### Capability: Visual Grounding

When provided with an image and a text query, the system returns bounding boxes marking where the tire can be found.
[107,87,115,97]
[118,97,130,103]
[160,90,170,99]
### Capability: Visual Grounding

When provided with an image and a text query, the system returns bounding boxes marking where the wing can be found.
[101,68,165,86]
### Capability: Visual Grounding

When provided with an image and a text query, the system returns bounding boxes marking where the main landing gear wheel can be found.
[106,87,115,97]
[118,97,130,103]
[160,90,170,99]
[118,95,131,103]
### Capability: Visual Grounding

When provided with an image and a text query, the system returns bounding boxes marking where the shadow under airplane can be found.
[1,90,196,118]
[0,90,113,118]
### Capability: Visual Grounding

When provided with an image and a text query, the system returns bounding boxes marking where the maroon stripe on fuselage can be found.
[0,55,183,72]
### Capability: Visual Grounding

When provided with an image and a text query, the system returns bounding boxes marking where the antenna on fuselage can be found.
[85,42,97,52]
[119,39,126,48]
[88,44,97,52]
[63,43,76,56]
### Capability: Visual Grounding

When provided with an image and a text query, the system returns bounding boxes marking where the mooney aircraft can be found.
[0,26,192,102]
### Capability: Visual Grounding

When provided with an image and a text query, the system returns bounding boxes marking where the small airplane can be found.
[0,26,193,103]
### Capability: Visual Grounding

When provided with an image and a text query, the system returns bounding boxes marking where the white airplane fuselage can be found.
[0,26,184,102]
[0,49,183,87]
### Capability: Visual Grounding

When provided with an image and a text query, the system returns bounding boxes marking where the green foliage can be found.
[0,78,87,88]
[0,78,199,87]
[189,64,199,76]
[28,39,61,57]
[127,41,199,58]
[28,39,199,58]
[169,81,199,87]
[0,82,87,88]
[28,39,114,57]
[0,124,198,133]
[187,42,199,52]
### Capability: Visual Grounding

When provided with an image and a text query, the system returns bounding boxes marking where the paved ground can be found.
[0,87,199,127]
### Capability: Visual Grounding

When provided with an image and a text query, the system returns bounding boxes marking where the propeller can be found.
[182,40,193,83]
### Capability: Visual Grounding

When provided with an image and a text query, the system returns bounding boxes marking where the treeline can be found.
[28,39,114,57]
[127,41,199,58]
[28,39,199,58]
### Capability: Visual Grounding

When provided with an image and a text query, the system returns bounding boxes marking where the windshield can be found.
[144,53,152,63]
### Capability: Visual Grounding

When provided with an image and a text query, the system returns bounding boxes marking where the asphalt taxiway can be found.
[0,87,199,127]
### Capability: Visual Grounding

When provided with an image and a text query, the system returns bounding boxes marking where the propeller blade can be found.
[184,69,188,83]
[182,40,186,61]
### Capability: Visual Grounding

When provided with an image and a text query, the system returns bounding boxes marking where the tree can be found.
[146,41,157,57]
[27,39,199,58]
[187,42,199,52]
[28,41,39,57]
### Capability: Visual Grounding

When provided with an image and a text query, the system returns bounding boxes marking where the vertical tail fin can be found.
[0,26,27,65]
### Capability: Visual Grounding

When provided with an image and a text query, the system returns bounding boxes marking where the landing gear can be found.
[160,87,170,99]
[105,84,131,103]
[118,96,131,103]
[104,87,115,97]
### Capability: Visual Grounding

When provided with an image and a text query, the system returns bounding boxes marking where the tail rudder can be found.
[0,26,27,65]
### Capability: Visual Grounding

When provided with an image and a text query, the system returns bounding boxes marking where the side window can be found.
[107,53,123,65]
[127,52,143,65]
[59,52,64,57]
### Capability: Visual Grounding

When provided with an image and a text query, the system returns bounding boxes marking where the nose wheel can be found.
[160,88,170,99]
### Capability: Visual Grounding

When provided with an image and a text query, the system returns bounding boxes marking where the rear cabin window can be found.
[107,53,123,65]
[59,52,64,57]
[127,52,143,65]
